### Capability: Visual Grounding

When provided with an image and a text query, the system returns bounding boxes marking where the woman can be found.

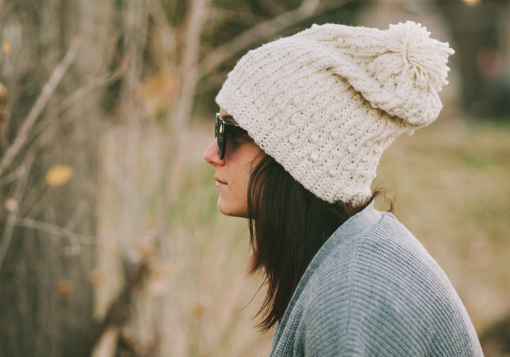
[204,22,483,356]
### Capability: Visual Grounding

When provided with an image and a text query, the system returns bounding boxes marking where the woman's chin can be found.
[217,198,248,218]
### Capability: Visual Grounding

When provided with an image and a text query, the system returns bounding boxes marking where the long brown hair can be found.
[247,154,386,331]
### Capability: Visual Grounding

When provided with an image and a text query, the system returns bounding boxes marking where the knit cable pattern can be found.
[216,21,454,204]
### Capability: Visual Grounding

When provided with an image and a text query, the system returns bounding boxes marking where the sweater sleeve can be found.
[300,218,483,357]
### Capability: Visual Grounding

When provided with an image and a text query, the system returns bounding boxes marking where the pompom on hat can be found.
[216,21,454,204]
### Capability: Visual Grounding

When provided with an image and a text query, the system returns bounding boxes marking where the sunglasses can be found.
[215,113,248,160]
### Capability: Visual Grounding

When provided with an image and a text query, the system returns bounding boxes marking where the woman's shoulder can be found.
[289,212,483,356]
[272,207,483,357]
[297,209,477,335]
[313,211,453,301]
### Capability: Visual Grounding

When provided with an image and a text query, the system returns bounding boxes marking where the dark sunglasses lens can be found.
[218,134,224,159]
[216,118,225,159]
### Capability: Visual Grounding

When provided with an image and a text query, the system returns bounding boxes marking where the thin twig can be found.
[145,0,177,72]
[57,73,116,114]
[65,200,89,232]
[25,51,128,151]
[171,0,210,129]
[198,0,321,79]
[0,36,83,177]
[0,165,26,186]
[199,0,357,80]
[15,217,95,245]
[164,0,211,214]
[0,140,38,273]
[56,43,129,115]
[0,207,19,273]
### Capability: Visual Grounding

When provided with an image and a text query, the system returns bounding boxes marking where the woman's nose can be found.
[204,139,224,166]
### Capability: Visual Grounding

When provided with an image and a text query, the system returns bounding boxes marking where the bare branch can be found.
[15,217,95,246]
[57,73,116,114]
[0,207,19,273]
[0,141,38,273]
[199,0,319,78]
[171,0,211,129]
[0,82,7,130]
[165,0,211,201]
[199,0,355,79]
[0,165,26,186]
[145,0,177,72]
[65,200,89,232]
[90,261,150,350]
[0,36,83,177]
[24,52,129,150]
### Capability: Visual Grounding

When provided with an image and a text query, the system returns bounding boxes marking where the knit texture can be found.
[216,22,454,204]
[269,204,483,357]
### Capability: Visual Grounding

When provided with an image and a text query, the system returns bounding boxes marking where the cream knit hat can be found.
[216,21,454,204]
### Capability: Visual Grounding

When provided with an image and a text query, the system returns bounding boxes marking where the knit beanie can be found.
[216,21,454,204]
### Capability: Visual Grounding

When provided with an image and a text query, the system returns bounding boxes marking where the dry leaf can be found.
[2,40,11,54]
[45,165,74,187]
[57,279,73,299]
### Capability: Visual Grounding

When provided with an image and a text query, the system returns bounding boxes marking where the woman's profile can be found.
[204,21,483,356]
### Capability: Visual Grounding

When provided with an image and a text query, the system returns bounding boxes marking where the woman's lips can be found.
[215,176,227,186]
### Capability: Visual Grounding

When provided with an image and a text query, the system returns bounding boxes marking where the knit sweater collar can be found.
[273,203,384,340]
[309,202,383,269]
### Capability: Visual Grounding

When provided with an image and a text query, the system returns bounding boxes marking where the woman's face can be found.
[204,109,263,218]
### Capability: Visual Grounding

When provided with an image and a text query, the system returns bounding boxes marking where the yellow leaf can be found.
[2,40,11,54]
[45,165,74,187]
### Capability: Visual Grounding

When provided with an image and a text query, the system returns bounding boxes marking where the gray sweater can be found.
[270,204,483,356]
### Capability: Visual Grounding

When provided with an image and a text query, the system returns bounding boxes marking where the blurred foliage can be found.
[434,0,510,120]
[194,0,370,115]
[376,119,510,346]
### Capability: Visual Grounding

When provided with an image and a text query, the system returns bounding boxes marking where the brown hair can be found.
[247,154,391,331]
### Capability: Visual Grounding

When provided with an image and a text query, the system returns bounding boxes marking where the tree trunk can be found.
[0,0,114,356]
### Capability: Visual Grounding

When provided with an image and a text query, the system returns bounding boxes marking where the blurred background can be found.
[0,0,509,356]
